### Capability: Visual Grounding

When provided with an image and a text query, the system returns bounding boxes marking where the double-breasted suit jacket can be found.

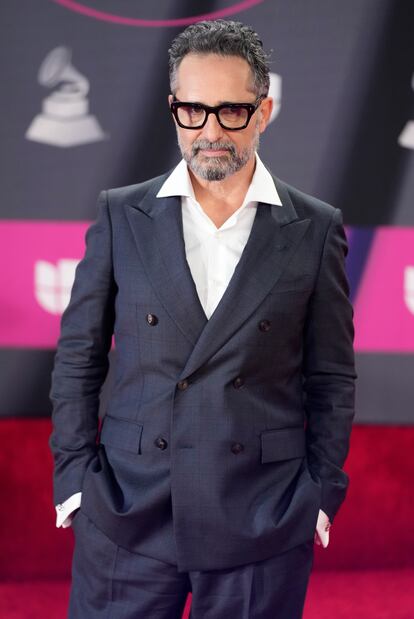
[50,168,356,572]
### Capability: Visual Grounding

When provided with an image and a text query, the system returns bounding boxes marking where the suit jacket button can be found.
[232,376,244,389]
[177,379,189,391]
[258,319,271,332]
[146,313,158,326]
[231,442,244,455]
[154,437,168,450]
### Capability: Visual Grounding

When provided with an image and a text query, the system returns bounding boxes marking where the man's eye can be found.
[221,107,243,116]
[183,105,203,115]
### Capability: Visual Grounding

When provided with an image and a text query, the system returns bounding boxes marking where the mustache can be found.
[192,140,236,156]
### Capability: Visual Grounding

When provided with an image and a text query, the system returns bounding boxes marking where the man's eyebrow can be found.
[216,100,246,105]
[181,99,250,106]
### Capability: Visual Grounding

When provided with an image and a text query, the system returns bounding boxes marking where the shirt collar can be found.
[156,153,282,207]
[157,158,196,200]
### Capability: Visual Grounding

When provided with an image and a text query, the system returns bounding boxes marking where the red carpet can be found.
[1,419,413,617]
[1,571,414,619]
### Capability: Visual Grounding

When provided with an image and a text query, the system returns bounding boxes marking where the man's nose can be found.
[200,112,225,142]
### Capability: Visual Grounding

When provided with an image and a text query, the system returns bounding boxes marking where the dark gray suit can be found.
[50,169,355,582]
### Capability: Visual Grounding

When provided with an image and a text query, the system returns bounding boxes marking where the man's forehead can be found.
[175,53,255,99]
[177,52,252,76]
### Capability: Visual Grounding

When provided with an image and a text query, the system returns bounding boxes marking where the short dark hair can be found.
[168,19,270,97]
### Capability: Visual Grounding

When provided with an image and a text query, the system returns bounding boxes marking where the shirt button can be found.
[154,437,168,450]
[57,504,64,511]
[146,313,158,326]
[177,379,189,391]
[231,443,244,455]
[232,376,244,389]
[258,319,271,332]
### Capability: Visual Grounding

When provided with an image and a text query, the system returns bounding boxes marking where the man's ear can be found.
[168,94,179,128]
[258,97,273,133]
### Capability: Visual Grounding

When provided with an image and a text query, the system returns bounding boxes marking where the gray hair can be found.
[168,19,270,97]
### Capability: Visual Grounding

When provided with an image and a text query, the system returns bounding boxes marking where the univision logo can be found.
[34,259,79,315]
[50,0,265,27]
[404,266,414,315]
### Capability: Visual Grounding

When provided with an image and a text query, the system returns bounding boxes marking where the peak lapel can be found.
[125,188,207,347]
[180,180,310,380]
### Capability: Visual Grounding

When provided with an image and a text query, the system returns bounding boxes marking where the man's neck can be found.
[188,156,256,220]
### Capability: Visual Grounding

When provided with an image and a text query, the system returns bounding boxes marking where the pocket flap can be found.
[99,415,143,454]
[261,427,306,463]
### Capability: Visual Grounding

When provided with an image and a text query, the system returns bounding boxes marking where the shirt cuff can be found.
[55,492,82,528]
[315,509,331,548]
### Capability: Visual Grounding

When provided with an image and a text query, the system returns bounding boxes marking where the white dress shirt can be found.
[157,153,282,318]
[56,153,330,547]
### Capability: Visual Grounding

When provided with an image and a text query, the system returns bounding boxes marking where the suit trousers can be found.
[68,509,314,619]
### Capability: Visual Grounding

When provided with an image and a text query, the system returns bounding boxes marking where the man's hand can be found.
[314,509,331,548]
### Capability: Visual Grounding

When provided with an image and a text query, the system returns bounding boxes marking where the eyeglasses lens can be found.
[176,104,249,129]
[177,105,205,128]
[219,107,249,128]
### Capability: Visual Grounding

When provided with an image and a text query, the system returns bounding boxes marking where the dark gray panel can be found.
[355,353,414,424]
[0,349,55,416]
[0,348,114,418]
[1,0,413,424]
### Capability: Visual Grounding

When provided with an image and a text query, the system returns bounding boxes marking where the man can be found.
[50,19,356,619]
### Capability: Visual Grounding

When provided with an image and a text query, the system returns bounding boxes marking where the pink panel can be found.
[0,221,90,349]
[354,227,414,352]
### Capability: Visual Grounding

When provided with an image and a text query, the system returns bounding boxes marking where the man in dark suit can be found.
[50,19,356,619]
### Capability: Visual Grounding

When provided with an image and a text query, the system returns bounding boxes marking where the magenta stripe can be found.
[0,221,90,349]
[353,226,414,352]
[51,0,265,27]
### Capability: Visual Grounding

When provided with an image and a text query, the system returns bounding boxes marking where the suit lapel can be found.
[125,181,208,347]
[179,181,310,379]
[125,174,310,379]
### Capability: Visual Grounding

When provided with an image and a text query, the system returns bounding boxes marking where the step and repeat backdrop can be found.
[0,0,413,422]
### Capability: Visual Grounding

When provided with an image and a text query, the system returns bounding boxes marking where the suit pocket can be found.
[99,415,143,454]
[261,427,306,464]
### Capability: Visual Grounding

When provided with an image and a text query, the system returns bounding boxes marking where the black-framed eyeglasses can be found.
[170,95,266,131]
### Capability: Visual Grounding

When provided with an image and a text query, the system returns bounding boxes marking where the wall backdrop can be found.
[1,0,413,423]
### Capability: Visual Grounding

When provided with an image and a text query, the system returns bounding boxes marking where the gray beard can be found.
[177,132,260,181]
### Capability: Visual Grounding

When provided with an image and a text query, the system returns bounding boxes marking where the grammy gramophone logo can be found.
[398,73,414,150]
[26,46,107,147]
